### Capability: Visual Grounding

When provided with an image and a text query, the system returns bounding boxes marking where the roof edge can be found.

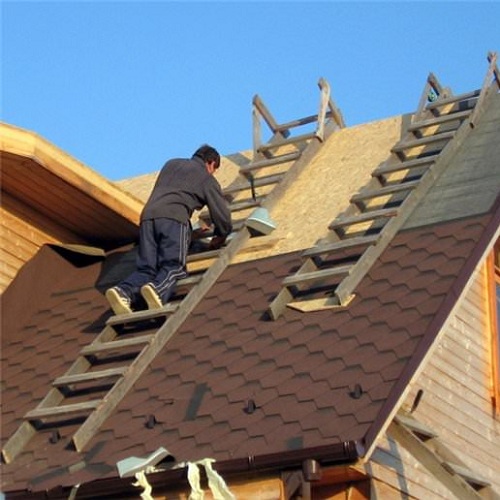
[0,122,143,225]
[362,193,500,460]
[7,441,363,499]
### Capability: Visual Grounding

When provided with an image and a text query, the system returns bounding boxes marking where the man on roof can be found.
[106,144,232,315]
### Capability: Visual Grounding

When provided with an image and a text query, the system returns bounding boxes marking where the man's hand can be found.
[208,235,226,250]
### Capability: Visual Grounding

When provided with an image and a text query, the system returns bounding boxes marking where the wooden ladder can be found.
[268,52,499,320]
[1,79,344,463]
[389,411,492,499]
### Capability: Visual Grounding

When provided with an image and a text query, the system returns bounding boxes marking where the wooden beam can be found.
[387,420,482,500]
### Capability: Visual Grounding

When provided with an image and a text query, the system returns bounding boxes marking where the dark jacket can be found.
[141,156,232,238]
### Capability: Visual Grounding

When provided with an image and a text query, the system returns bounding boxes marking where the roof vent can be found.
[349,384,363,399]
[243,399,257,414]
[49,430,61,444]
[145,414,158,429]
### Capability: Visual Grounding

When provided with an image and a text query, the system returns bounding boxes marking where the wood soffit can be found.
[1,123,143,247]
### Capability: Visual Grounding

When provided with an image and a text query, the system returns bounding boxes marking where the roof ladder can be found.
[1,78,345,464]
[205,77,345,235]
[389,411,492,498]
[268,52,499,319]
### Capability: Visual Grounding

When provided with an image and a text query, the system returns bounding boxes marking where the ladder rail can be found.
[70,118,341,454]
[269,53,496,319]
[2,97,344,463]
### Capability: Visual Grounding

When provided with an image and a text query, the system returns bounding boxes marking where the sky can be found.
[2,1,499,181]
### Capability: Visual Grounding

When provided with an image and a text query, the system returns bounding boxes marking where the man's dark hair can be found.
[193,144,220,169]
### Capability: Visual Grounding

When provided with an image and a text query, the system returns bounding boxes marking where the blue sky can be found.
[2,1,499,181]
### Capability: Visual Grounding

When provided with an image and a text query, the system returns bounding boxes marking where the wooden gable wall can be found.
[368,257,500,498]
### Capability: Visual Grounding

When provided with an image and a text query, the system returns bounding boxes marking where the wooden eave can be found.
[0,122,142,249]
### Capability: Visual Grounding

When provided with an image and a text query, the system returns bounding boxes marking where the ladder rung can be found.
[200,198,263,220]
[425,88,480,110]
[374,154,438,176]
[229,198,262,212]
[106,305,178,326]
[53,367,127,386]
[187,249,221,263]
[443,462,491,488]
[81,334,154,355]
[408,109,472,131]
[351,180,420,203]
[395,413,438,439]
[223,173,284,195]
[177,274,203,287]
[25,400,101,420]
[282,264,352,287]
[329,207,399,230]
[257,132,318,152]
[274,113,327,133]
[392,131,455,153]
[302,234,380,257]
[239,152,301,174]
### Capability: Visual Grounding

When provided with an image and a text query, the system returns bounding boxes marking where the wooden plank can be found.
[223,173,283,195]
[443,462,490,488]
[302,234,380,257]
[275,113,323,132]
[350,180,420,203]
[374,154,438,176]
[25,400,101,419]
[408,109,472,131]
[186,249,221,263]
[53,367,127,386]
[1,421,37,464]
[470,52,499,127]
[239,151,301,173]
[394,413,438,439]
[80,334,154,355]
[387,420,482,500]
[106,307,177,326]
[228,197,262,212]
[282,264,352,287]
[328,207,399,230]
[176,274,204,287]
[252,94,282,135]
[426,89,481,110]
[371,446,464,499]
[391,130,455,153]
[258,131,318,152]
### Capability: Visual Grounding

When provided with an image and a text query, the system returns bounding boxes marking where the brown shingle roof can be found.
[2,82,499,496]
[1,203,498,493]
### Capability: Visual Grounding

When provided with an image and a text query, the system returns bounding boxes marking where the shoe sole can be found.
[105,288,132,315]
[141,285,163,310]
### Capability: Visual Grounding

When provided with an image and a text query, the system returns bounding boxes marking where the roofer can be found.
[106,144,232,315]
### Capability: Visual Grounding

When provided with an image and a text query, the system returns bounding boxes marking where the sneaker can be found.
[105,287,132,315]
[140,283,163,310]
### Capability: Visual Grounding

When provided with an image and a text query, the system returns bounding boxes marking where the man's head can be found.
[193,144,221,174]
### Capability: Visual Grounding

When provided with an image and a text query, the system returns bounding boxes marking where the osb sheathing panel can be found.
[116,116,404,262]
[234,115,404,262]
[116,150,252,203]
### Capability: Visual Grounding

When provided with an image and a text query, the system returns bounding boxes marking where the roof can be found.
[0,122,143,249]
[1,63,500,496]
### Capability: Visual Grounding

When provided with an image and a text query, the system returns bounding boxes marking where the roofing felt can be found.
[1,201,498,493]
